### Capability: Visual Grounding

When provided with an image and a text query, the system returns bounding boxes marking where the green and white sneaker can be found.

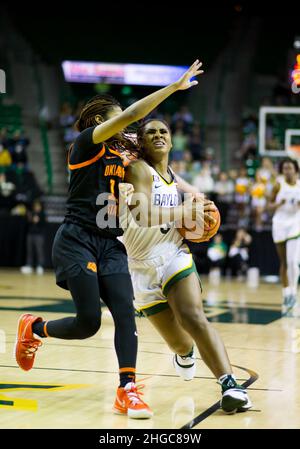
[173,348,196,381]
[286,295,297,316]
[282,294,297,316]
[220,375,252,414]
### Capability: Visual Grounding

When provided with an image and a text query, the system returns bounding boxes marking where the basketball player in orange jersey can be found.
[119,119,252,414]
[15,61,206,419]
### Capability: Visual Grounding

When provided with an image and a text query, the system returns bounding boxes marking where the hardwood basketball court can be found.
[0,269,299,429]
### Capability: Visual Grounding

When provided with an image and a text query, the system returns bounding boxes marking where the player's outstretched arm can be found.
[92,60,203,144]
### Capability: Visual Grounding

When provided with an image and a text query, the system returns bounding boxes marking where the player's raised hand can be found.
[175,60,204,91]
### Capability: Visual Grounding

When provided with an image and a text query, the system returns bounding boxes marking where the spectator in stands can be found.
[21,200,46,275]
[9,130,29,167]
[228,229,252,278]
[8,164,43,207]
[257,157,277,196]
[228,169,238,183]
[0,172,16,215]
[63,126,80,147]
[189,160,201,179]
[172,105,194,130]
[169,158,194,185]
[241,114,257,156]
[240,132,257,161]
[242,114,257,135]
[265,121,281,150]
[170,120,188,161]
[189,123,203,161]
[59,102,79,149]
[59,102,75,128]
[176,160,192,183]
[0,128,9,148]
[215,172,235,201]
[203,147,220,178]
[192,162,215,195]
[250,171,267,231]
[183,148,193,163]
[214,172,234,224]
[234,167,251,227]
[0,143,12,169]
[207,234,228,276]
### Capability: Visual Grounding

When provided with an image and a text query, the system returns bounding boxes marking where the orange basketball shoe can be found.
[113,382,153,419]
[15,314,43,371]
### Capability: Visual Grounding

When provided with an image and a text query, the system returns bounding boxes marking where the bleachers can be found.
[0,101,23,135]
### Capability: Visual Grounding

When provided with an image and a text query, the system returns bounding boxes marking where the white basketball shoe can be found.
[173,348,196,381]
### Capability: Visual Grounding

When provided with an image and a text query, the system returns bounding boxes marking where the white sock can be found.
[218,373,236,385]
[282,287,291,297]
[286,238,300,296]
[178,347,194,359]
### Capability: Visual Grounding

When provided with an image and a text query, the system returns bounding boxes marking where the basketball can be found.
[177,207,221,243]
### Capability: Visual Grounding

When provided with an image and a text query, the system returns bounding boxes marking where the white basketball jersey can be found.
[273,178,300,222]
[121,165,183,260]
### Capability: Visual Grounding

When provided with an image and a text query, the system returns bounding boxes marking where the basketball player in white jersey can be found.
[269,158,300,315]
[119,119,252,414]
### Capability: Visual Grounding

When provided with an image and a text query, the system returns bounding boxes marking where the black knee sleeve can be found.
[46,271,102,340]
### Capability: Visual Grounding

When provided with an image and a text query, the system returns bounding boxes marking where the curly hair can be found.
[279,157,299,174]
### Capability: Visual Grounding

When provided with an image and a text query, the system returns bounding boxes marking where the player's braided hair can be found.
[75,94,139,154]
[75,94,121,132]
